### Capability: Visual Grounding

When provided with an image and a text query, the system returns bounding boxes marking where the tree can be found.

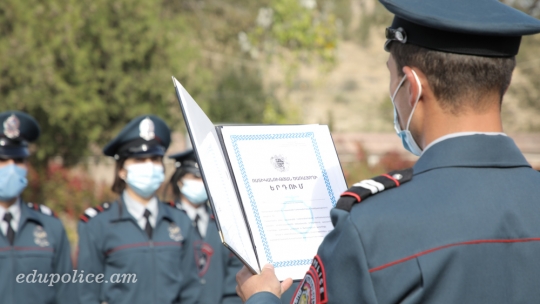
[0,0,207,167]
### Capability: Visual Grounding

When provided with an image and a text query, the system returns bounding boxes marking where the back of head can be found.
[381,0,540,114]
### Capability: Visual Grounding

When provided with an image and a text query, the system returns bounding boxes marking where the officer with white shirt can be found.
[0,110,76,304]
[168,149,243,304]
[236,1,540,303]
[77,115,199,304]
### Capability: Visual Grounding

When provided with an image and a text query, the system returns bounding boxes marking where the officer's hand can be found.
[236,263,293,302]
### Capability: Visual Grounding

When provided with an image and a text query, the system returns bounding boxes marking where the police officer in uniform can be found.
[236,0,540,303]
[0,111,76,304]
[77,115,199,304]
[168,149,243,304]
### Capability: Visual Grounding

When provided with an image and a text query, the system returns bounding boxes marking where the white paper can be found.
[172,77,260,273]
[220,125,347,280]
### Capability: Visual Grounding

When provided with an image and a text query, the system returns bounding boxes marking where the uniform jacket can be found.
[184,204,243,304]
[248,134,540,303]
[0,201,76,304]
[77,198,200,304]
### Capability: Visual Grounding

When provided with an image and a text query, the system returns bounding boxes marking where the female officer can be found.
[168,149,243,304]
[77,115,199,304]
[0,111,76,304]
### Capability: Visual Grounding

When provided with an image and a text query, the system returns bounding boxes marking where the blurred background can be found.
[2,0,540,251]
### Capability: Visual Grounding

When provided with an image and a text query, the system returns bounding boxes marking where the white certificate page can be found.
[220,125,347,280]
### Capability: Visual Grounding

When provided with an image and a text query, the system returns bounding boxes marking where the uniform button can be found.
[200,278,206,284]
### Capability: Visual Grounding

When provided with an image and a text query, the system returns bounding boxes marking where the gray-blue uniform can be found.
[0,111,76,304]
[77,115,200,303]
[1,201,76,304]
[248,136,540,304]
[185,204,243,304]
[245,0,540,302]
[169,150,243,304]
[78,198,199,303]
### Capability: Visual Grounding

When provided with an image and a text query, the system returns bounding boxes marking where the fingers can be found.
[236,265,253,285]
[281,278,294,293]
[236,284,245,302]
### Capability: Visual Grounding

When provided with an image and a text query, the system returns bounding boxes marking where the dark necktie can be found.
[193,214,201,237]
[3,212,15,245]
[143,209,153,239]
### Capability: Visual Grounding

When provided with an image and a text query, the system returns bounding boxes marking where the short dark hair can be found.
[111,157,127,194]
[388,43,516,115]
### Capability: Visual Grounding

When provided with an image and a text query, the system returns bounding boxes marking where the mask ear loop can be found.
[391,75,408,104]
[405,70,423,131]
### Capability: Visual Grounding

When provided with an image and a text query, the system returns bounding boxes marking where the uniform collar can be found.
[0,198,22,233]
[180,200,208,221]
[414,134,530,175]
[114,193,173,224]
[422,132,507,154]
[123,191,158,222]
[19,200,43,229]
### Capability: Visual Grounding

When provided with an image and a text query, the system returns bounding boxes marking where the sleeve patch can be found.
[291,255,327,304]
[336,168,413,212]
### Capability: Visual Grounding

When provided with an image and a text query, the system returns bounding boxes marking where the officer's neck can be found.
[0,197,18,209]
[417,92,503,149]
[124,187,153,206]
[181,197,204,209]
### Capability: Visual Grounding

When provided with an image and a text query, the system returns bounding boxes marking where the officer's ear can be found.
[403,66,422,108]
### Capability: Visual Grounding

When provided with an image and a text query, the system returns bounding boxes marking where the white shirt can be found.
[181,201,209,238]
[0,198,21,236]
[123,192,158,230]
[423,132,507,154]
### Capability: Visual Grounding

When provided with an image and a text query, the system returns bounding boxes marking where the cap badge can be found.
[3,114,20,139]
[139,117,155,141]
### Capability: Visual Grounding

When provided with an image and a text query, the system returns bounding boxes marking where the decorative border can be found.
[230,132,336,267]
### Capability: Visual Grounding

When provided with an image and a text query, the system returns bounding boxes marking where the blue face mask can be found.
[181,179,208,205]
[125,162,164,199]
[390,70,423,156]
[0,164,28,201]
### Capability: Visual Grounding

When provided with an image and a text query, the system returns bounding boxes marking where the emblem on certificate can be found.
[270,154,289,172]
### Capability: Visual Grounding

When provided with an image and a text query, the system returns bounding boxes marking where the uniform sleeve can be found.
[178,224,201,304]
[246,292,282,304]
[77,222,105,304]
[220,252,243,304]
[53,225,78,304]
[300,208,378,303]
[247,208,379,304]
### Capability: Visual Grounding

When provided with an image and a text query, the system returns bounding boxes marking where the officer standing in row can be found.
[168,149,243,304]
[77,115,199,304]
[0,111,76,303]
[236,0,540,303]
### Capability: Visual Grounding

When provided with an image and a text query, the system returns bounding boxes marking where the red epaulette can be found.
[336,168,413,212]
[79,202,112,223]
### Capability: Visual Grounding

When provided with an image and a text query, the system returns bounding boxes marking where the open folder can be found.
[172,77,347,280]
